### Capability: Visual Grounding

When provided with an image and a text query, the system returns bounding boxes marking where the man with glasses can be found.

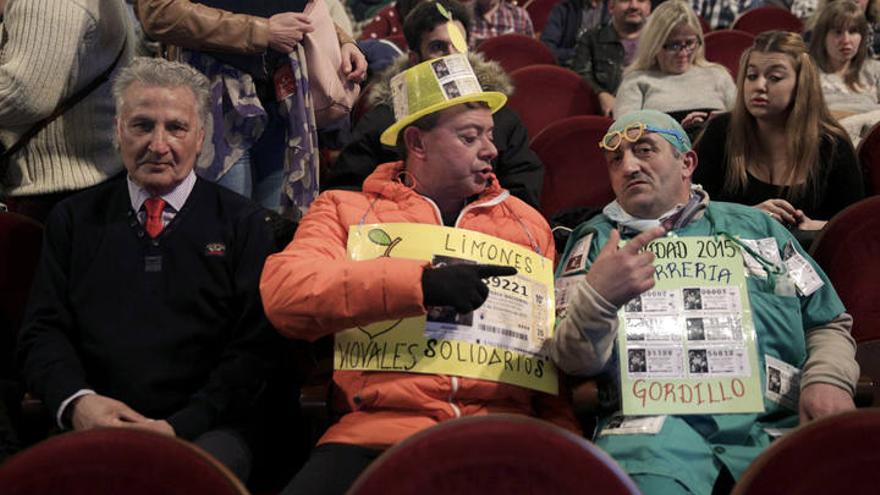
[570,0,652,116]
[550,110,858,494]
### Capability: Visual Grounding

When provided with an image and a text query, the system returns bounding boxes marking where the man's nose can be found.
[620,148,641,174]
[479,136,497,163]
[147,128,171,154]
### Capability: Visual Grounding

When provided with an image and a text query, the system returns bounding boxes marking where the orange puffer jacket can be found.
[260,161,579,448]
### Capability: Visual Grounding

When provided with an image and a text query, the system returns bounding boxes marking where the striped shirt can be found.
[472,1,535,47]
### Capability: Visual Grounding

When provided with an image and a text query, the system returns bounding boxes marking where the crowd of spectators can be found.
[0,0,875,493]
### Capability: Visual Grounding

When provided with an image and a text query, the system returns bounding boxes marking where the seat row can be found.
[2,410,878,494]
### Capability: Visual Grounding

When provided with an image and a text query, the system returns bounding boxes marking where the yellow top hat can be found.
[379,53,507,146]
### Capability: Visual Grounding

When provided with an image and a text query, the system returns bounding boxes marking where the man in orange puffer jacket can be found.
[260,52,579,495]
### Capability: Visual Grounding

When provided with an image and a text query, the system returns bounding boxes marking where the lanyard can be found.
[703,208,787,292]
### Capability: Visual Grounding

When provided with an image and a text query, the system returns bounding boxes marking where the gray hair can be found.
[112,57,211,126]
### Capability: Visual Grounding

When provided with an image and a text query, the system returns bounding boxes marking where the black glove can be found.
[421,264,518,314]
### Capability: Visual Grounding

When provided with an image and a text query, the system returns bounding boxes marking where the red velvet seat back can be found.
[704,29,756,77]
[810,196,880,342]
[478,33,556,73]
[732,409,880,495]
[731,6,804,35]
[698,15,711,33]
[0,212,42,334]
[0,429,249,495]
[524,0,557,34]
[532,115,615,218]
[507,64,600,139]
[857,121,880,195]
[349,414,641,495]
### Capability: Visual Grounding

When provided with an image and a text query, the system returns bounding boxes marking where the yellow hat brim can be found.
[379,91,508,147]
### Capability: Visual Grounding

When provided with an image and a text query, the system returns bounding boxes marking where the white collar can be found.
[127,171,197,213]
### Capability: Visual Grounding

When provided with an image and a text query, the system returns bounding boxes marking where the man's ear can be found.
[682,150,698,180]
[403,126,427,159]
[195,125,206,156]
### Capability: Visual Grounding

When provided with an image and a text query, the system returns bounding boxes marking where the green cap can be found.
[608,109,692,153]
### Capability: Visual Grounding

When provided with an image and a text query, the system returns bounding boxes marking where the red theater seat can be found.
[857,120,880,195]
[524,0,557,34]
[810,196,880,343]
[507,64,600,139]
[731,6,804,36]
[349,414,640,495]
[0,428,249,495]
[477,33,556,73]
[704,29,755,76]
[531,115,615,218]
[698,15,711,33]
[732,409,880,495]
[0,212,42,333]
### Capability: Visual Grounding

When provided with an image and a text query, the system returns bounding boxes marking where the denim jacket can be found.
[570,23,625,96]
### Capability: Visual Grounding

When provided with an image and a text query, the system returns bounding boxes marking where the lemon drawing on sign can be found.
[368,228,403,257]
[357,228,406,339]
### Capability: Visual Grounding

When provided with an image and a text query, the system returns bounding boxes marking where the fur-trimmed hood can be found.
[368,51,515,107]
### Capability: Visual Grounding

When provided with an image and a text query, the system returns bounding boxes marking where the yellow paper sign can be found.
[334,223,559,394]
[617,236,764,415]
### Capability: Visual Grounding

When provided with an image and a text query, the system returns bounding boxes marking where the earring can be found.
[397,169,419,189]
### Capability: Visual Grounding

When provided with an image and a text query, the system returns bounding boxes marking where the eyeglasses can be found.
[662,38,701,53]
[599,122,688,151]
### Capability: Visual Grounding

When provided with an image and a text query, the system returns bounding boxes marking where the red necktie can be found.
[144,197,166,238]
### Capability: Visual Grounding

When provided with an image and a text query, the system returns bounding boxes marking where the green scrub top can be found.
[555,201,846,494]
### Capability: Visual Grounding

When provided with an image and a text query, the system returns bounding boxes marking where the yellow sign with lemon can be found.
[334,223,559,394]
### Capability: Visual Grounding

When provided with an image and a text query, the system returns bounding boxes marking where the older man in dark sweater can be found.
[17,57,281,481]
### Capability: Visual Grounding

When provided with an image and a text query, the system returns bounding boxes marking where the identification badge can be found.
[273,63,296,101]
[782,241,824,296]
[554,275,581,320]
[561,233,593,276]
[599,413,667,436]
[764,355,801,411]
[740,238,782,279]
[774,272,798,297]
[144,255,162,273]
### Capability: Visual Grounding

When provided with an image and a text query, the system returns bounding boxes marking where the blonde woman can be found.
[694,31,864,231]
[613,0,735,129]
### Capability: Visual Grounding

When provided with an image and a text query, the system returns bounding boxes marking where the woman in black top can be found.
[694,31,864,230]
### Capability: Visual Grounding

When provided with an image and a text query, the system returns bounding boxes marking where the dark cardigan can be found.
[18,176,281,440]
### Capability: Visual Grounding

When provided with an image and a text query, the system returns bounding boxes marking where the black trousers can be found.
[193,428,253,482]
[281,443,383,495]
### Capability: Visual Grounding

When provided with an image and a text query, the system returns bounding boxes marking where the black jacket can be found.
[324,53,544,208]
[17,176,281,440]
[540,0,608,67]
